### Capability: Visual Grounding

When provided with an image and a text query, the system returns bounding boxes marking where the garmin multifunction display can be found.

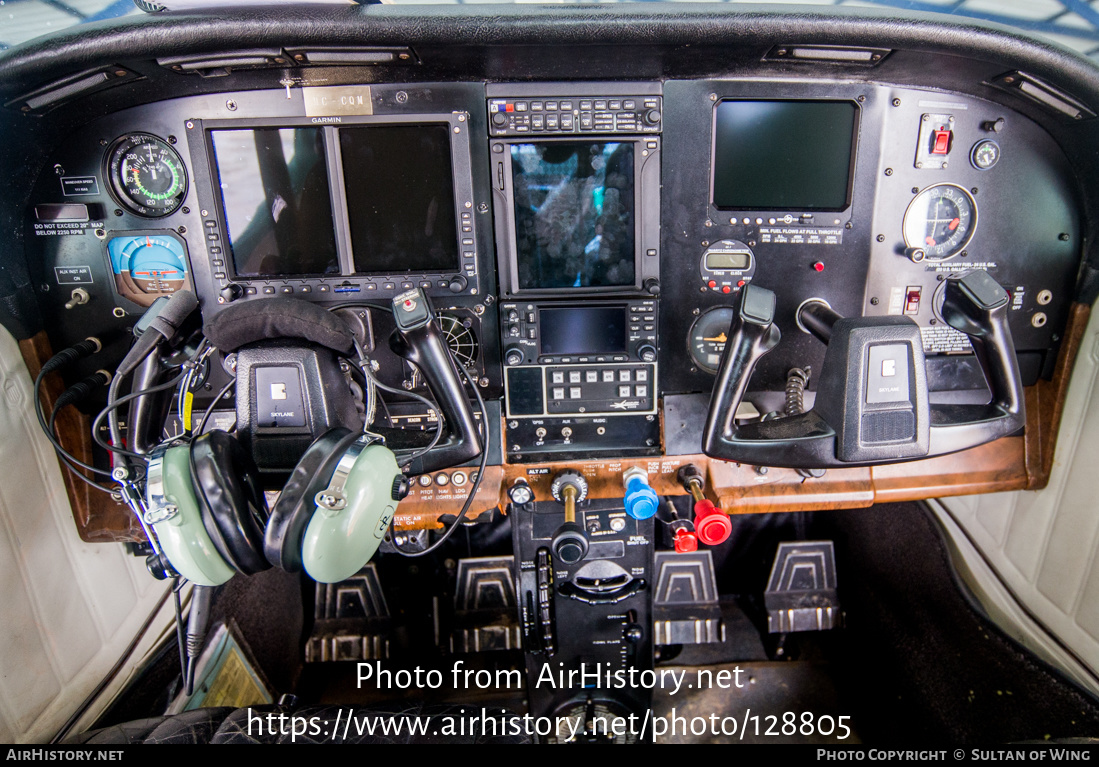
[539,306,628,356]
[210,127,339,277]
[512,142,635,290]
[201,116,475,297]
[712,100,858,210]
[340,125,460,274]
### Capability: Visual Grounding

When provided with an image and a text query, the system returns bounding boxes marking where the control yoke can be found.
[701,270,1025,469]
[389,288,483,474]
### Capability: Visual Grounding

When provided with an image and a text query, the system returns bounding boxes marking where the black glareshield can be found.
[702,271,1025,469]
[389,289,482,474]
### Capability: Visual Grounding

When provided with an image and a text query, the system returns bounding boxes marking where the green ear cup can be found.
[301,440,402,584]
[147,445,235,587]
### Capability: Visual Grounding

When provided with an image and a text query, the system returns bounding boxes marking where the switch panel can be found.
[914,113,955,170]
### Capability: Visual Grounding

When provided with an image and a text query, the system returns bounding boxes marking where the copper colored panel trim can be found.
[18,332,143,543]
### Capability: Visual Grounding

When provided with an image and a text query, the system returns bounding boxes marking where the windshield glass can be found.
[3,0,1099,60]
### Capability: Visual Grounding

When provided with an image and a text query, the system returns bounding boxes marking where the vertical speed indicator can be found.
[106,134,188,217]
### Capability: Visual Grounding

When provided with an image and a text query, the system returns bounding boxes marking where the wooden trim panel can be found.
[24,303,1090,538]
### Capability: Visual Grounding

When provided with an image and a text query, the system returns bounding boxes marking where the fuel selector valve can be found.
[550,470,589,564]
[677,465,732,546]
[622,467,659,521]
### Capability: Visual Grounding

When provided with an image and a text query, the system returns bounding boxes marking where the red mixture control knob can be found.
[673,528,698,553]
[694,499,733,545]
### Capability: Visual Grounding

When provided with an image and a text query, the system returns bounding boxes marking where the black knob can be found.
[552,522,589,564]
[638,344,657,362]
[219,283,243,303]
[643,278,661,296]
[508,479,534,506]
[644,109,661,126]
[505,346,524,366]
[145,553,176,580]
[448,274,468,294]
[391,475,410,501]
[491,112,508,127]
[550,469,589,502]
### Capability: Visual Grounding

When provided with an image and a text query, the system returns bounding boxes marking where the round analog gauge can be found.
[687,307,735,374]
[106,134,188,217]
[970,139,1001,171]
[438,314,479,371]
[902,183,977,261]
[106,232,189,308]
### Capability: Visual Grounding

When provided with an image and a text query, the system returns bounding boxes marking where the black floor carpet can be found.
[815,502,1099,744]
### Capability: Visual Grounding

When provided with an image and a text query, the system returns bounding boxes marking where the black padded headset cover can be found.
[190,430,271,575]
[203,297,355,354]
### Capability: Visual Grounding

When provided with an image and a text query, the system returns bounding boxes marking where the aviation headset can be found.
[143,297,406,586]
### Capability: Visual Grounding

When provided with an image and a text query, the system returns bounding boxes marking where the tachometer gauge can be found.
[106,134,188,217]
[902,183,977,262]
[688,307,735,374]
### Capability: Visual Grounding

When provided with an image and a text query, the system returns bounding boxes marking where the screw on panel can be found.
[884,168,893,176]
[892,98,901,107]
[870,297,879,305]
[226,100,238,111]
[876,234,885,242]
